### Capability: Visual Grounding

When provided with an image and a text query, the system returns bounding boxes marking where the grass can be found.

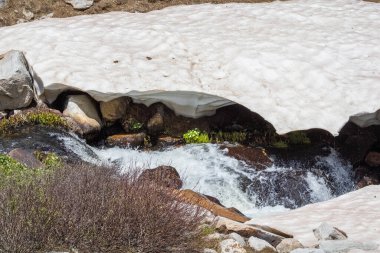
[287,131,311,145]
[0,110,67,135]
[211,131,247,144]
[183,128,210,144]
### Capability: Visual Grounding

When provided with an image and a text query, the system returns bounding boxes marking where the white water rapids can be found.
[56,131,355,217]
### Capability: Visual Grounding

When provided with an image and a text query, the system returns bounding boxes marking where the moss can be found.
[287,131,311,145]
[0,111,67,135]
[183,129,210,144]
[35,151,62,169]
[200,225,217,237]
[211,131,247,144]
[272,140,288,148]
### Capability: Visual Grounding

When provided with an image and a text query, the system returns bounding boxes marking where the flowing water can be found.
[1,127,356,218]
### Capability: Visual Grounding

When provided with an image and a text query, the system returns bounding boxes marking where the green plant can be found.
[0,111,67,135]
[200,225,216,237]
[287,131,311,145]
[34,151,62,169]
[211,131,247,143]
[183,129,210,144]
[272,140,288,149]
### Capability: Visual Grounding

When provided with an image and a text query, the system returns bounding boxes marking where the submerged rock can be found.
[138,165,183,189]
[64,0,94,10]
[313,222,347,241]
[0,50,34,111]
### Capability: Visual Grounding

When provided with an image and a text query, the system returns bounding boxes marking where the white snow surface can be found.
[1,0,380,133]
[247,185,380,250]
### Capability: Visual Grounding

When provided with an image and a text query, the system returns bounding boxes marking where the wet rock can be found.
[220,239,247,253]
[156,135,183,149]
[64,0,94,10]
[365,152,380,167]
[139,165,182,189]
[319,239,378,253]
[224,145,272,170]
[215,217,288,247]
[313,222,347,241]
[105,133,146,148]
[0,50,34,111]
[8,148,43,168]
[63,95,102,137]
[121,103,150,132]
[100,97,128,123]
[177,190,250,223]
[147,112,164,135]
[248,236,277,253]
[276,238,304,253]
[228,232,246,246]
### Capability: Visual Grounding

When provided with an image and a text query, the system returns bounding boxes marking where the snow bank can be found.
[247,185,380,249]
[1,0,380,133]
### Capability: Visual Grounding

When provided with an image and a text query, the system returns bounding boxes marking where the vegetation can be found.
[0,110,67,135]
[183,128,210,144]
[34,151,62,169]
[211,131,247,144]
[272,140,288,149]
[0,160,204,253]
[287,131,311,145]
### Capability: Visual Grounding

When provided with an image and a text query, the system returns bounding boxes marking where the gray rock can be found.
[313,222,347,241]
[64,0,94,10]
[22,9,34,21]
[290,249,325,253]
[8,148,43,168]
[229,232,246,246]
[277,238,304,253]
[319,239,378,253]
[204,249,218,253]
[0,50,34,111]
[248,236,277,253]
[0,0,6,8]
[63,95,102,137]
[220,239,247,253]
[205,232,227,241]
[0,111,7,120]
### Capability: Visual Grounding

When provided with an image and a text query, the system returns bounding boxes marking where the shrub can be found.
[211,131,247,144]
[0,110,67,135]
[183,129,210,144]
[272,140,288,149]
[34,151,62,169]
[0,163,204,253]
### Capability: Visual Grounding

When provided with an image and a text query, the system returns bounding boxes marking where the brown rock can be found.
[8,148,43,168]
[176,189,250,223]
[365,152,380,167]
[139,165,183,189]
[156,135,183,148]
[276,238,304,253]
[147,112,164,135]
[106,133,146,148]
[224,145,272,170]
[100,97,128,122]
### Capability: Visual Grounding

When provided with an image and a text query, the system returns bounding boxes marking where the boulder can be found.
[224,145,272,170]
[105,133,146,148]
[64,0,94,10]
[147,112,164,135]
[228,232,246,246]
[205,232,227,241]
[176,189,250,223]
[8,148,43,168]
[156,136,183,149]
[0,50,34,111]
[99,97,128,123]
[276,238,304,253]
[22,9,34,21]
[313,222,347,241]
[62,95,102,137]
[290,249,325,253]
[248,236,277,253]
[138,165,183,189]
[319,239,378,253]
[220,239,247,253]
[365,152,380,167]
[215,217,288,247]
[203,249,217,253]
